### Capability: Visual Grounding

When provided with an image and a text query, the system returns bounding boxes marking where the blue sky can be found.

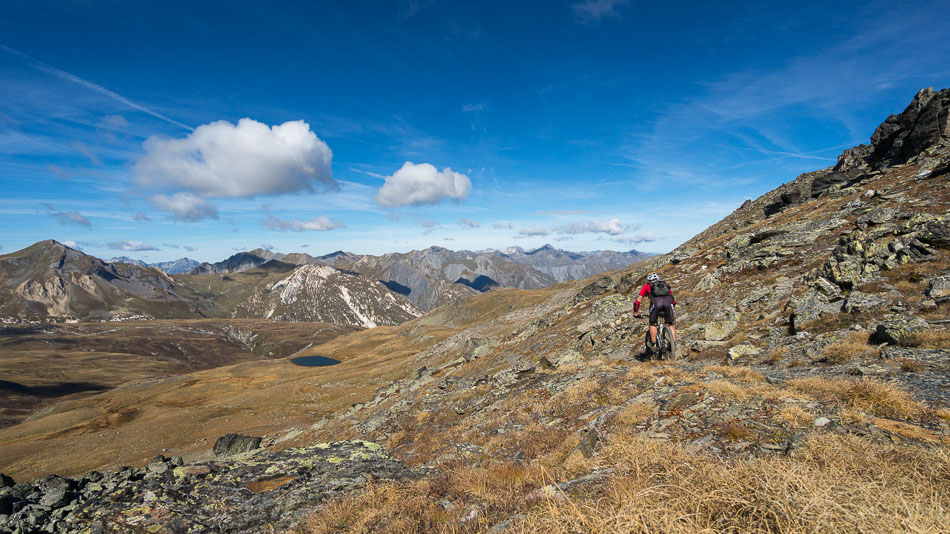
[1,0,948,262]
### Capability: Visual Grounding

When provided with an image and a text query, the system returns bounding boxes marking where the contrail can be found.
[1,45,193,132]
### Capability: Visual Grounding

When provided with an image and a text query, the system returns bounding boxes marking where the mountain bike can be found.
[637,315,676,361]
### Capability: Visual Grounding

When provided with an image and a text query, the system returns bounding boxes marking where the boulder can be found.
[873,315,931,345]
[37,476,72,509]
[213,433,263,457]
[728,343,760,361]
[842,291,887,313]
[0,474,13,488]
[926,275,950,299]
[704,318,737,341]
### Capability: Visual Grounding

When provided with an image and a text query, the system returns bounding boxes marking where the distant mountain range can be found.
[1,242,419,327]
[108,256,201,274]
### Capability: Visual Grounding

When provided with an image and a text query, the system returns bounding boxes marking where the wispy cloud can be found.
[42,202,91,228]
[108,240,158,252]
[571,0,628,23]
[1,45,193,131]
[458,217,480,228]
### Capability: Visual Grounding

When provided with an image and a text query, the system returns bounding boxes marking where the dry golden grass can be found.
[788,377,925,420]
[773,404,814,427]
[901,329,950,349]
[705,379,753,401]
[516,434,950,534]
[820,331,873,363]
[762,347,788,365]
[839,408,947,444]
[611,402,654,428]
[899,358,924,373]
[703,365,766,382]
[937,408,950,421]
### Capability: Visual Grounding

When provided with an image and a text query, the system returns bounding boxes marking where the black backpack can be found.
[650,280,671,297]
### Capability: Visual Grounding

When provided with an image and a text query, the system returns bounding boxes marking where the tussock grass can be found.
[610,402,654,428]
[788,377,925,420]
[820,331,873,363]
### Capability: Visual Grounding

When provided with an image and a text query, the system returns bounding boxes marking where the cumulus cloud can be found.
[262,213,344,232]
[458,218,480,229]
[134,212,151,222]
[555,218,631,235]
[519,225,550,237]
[150,193,219,222]
[133,118,335,199]
[108,240,159,252]
[43,203,91,228]
[612,232,656,245]
[375,162,471,207]
[572,0,627,22]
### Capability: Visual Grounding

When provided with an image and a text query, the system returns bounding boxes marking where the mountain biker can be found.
[634,273,676,350]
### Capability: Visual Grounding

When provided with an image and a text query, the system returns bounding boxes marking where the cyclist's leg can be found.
[648,303,659,344]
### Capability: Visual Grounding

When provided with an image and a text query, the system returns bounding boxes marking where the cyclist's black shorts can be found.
[649,295,674,326]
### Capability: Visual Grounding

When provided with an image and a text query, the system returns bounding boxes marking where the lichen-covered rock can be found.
[705,311,739,341]
[727,343,760,361]
[842,291,887,313]
[926,275,950,299]
[873,315,931,345]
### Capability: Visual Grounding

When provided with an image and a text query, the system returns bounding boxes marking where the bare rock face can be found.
[868,87,950,169]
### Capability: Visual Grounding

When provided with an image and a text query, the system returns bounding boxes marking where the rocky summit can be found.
[1,88,949,533]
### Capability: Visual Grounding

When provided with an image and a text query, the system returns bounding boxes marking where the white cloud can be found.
[490,222,513,230]
[262,214,344,232]
[134,212,151,222]
[519,225,550,237]
[150,192,219,222]
[572,0,627,22]
[134,118,335,199]
[555,218,631,235]
[108,240,159,252]
[375,162,471,207]
[458,218,480,228]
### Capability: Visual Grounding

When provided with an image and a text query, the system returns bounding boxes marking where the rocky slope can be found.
[1,88,948,533]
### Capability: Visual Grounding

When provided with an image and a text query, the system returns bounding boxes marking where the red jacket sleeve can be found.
[638,284,650,297]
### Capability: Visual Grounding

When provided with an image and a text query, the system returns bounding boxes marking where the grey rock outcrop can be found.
[0,441,413,534]
[213,433,263,457]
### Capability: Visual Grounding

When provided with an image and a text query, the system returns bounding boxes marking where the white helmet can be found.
[647,273,660,283]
